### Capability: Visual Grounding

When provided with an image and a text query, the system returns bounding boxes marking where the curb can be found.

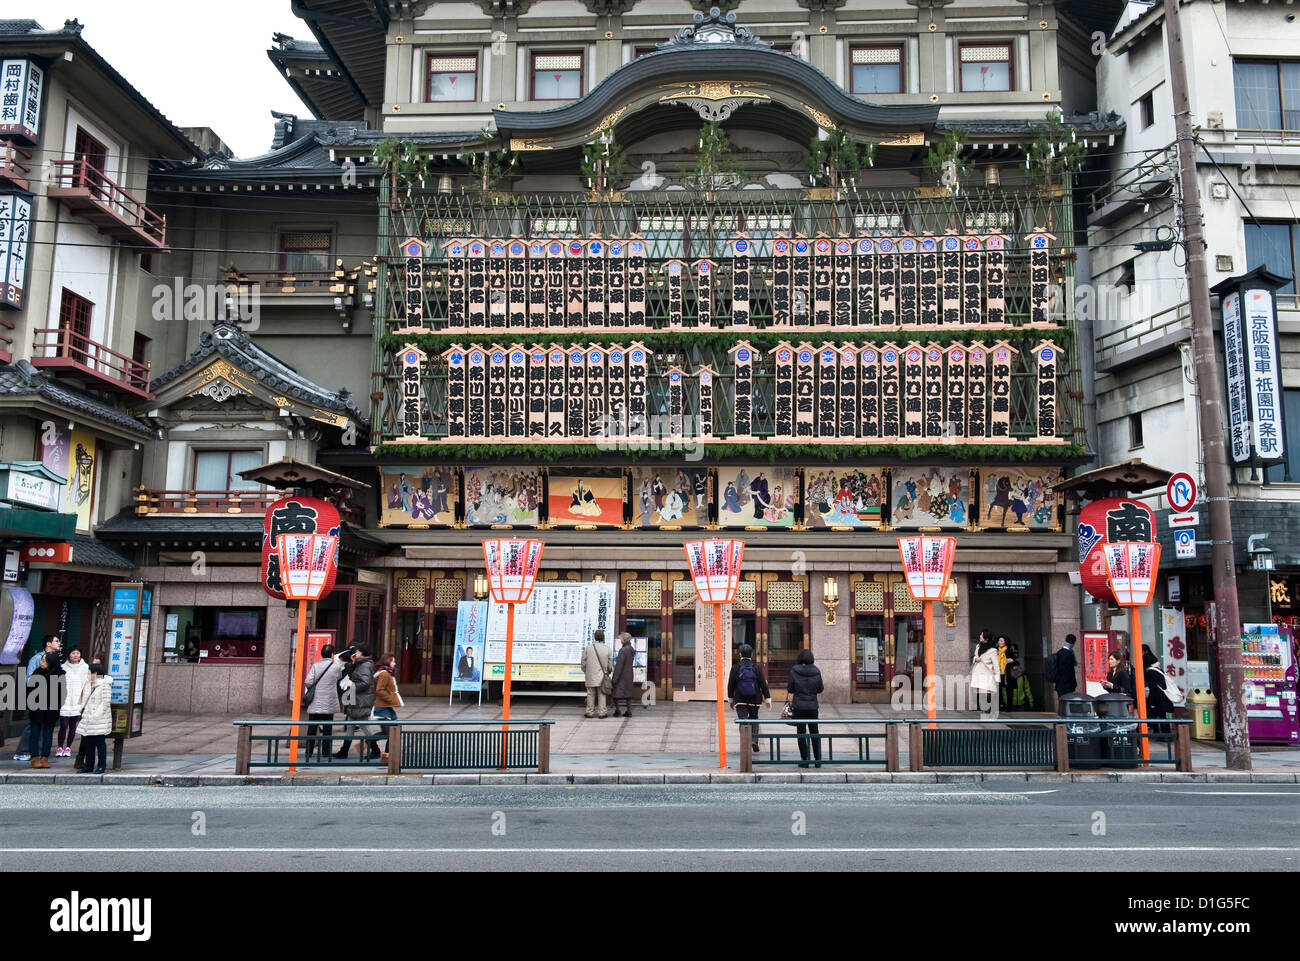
[2,770,1296,786]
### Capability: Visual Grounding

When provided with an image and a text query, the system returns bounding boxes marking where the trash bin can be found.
[1188,689,1217,740]
[1094,692,1140,767]
[1059,692,1102,768]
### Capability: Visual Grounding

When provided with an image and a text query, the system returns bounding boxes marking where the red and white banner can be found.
[482,538,544,604]
[1103,541,1160,607]
[898,535,956,601]
[683,538,745,604]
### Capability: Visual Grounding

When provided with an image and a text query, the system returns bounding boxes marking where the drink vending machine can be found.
[1241,623,1299,744]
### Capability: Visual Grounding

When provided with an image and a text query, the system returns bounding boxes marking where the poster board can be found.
[464,466,539,527]
[632,467,707,528]
[804,467,883,528]
[483,581,616,683]
[717,466,798,528]
[108,582,145,739]
[380,467,456,526]
[889,466,971,530]
[452,600,487,702]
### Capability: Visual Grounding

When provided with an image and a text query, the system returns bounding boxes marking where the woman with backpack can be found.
[727,644,771,752]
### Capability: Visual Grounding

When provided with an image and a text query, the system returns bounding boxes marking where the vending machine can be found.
[1241,623,1299,744]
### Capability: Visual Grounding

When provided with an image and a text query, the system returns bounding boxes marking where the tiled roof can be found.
[0,362,153,439]
[71,534,136,571]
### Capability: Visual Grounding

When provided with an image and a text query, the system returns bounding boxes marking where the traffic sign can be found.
[1168,512,1200,528]
[1167,472,1197,513]
[1174,528,1196,559]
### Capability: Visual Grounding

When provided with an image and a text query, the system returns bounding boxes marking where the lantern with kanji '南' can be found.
[1077,498,1156,603]
[261,497,341,602]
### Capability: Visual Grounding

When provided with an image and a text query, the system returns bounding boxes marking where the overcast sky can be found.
[0,0,314,157]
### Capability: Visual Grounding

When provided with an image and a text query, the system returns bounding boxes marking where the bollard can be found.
[1175,723,1192,772]
[1054,723,1069,773]
[387,726,402,775]
[908,722,922,771]
[740,724,753,773]
[537,723,551,774]
[885,724,900,772]
[236,724,252,776]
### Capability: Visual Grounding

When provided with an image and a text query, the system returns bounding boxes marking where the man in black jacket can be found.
[727,644,771,752]
[1054,633,1079,702]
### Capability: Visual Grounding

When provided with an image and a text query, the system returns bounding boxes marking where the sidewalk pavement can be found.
[3,698,1297,784]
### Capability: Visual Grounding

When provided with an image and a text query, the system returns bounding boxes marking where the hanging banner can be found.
[833,239,853,327]
[941,233,961,326]
[855,237,875,327]
[772,237,792,326]
[985,232,1006,326]
[1078,498,1157,602]
[0,59,43,144]
[1244,288,1285,464]
[488,239,508,329]
[565,346,586,438]
[860,345,881,439]
[466,347,487,437]
[898,535,957,602]
[606,239,626,327]
[487,345,507,438]
[717,466,798,528]
[963,234,983,326]
[527,241,547,329]
[880,343,901,440]
[527,345,546,437]
[381,467,456,527]
[261,497,340,601]
[1026,230,1054,326]
[667,367,685,439]
[989,341,1016,439]
[967,344,989,438]
[816,344,838,437]
[897,236,918,327]
[805,467,883,528]
[919,236,939,327]
[0,584,33,665]
[795,342,816,439]
[627,236,647,328]
[838,345,858,438]
[508,239,528,328]
[507,345,528,437]
[877,237,897,326]
[586,237,606,327]
[944,343,967,440]
[565,239,585,327]
[891,467,971,530]
[1222,291,1250,464]
[465,466,539,526]
[812,236,833,327]
[1161,606,1189,693]
[546,345,566,437]
[979,466,1062,530]
[902,343,923,440]
[546,241,565,328]
[923,343,944,439]
[547,472,624,527]
[1033,340,1060,440]
[627,342,649,435]
[665,260,684,328]
[444,344,466,438]
[586,346,606,438]
[484,581,617,683]
[792,237,811,325]
[695,259,714,328]
[400,238,424,331]
[606,343,627,434]
[400,344,426,440]
[731,342,754,439]
[634,466,708,528]
[732,236,752,326]
[443,239,466,330]
[697,365,715,439]
[466,239,487,329]
[452,600,488,693]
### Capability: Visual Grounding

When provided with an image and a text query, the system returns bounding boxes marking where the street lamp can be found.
[1248,534,1276,622]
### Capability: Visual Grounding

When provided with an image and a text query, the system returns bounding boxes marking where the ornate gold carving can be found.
[182,359,255,397]
[588,106,628,137]
[269,395,292,409]
[308,409,349,428]
[660,81,771,102]
[799,103,836,130]
[510,138,554,151]
[878,131,925,146]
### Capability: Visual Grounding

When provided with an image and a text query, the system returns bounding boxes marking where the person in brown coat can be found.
[610,631,636,718]
[373,652,402,757]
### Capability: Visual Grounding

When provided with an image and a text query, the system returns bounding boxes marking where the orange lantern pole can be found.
[288,598,309,771]
[482,538,544,770]
[684,538,744,770]
[898,535,956,728]
[922,599,936,722]
[276,531,338,773]
[1103,541,1161,764]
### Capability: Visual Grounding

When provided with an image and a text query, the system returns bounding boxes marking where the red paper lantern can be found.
[1077,498,1156,602]
[683,538,745,604]
[261,496,341,601]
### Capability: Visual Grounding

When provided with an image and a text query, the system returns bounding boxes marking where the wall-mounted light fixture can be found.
[823,575,839,625]
[943,579,960,627]
[473,572,489,600]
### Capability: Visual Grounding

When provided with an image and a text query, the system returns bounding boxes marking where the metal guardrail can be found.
[738,717,1193,772]
[233,719,554,774]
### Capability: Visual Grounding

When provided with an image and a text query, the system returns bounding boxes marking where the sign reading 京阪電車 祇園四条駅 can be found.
[1218,268,1287,467]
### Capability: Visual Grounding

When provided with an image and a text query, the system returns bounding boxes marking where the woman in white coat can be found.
[969,633,1001,714]
[57,648,90,758]
[74,663,113,774]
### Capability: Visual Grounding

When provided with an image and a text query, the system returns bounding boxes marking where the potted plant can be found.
[920,127,970,196]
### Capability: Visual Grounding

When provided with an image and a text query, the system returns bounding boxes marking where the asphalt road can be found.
[2,783,1297,871]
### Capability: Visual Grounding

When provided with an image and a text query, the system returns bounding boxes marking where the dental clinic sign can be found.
[1215,267,1288,467]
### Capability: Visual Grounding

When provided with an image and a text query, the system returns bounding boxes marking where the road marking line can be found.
[1155,790,1300,796]
[1,846,1296,854]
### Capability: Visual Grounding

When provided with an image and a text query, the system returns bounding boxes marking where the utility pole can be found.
[1162,0,1250,769]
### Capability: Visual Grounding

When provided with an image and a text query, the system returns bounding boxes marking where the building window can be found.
[532,51,583,101]
[193,450,263,491]
[426,53,478,102]
[279,230,332,274]
[1128,412,1143,450]
[1139,91,1155,129]
[139,251,153,273]
[1264,389,1300,482]
[165,606,267,662]
[132,332,149,367]
[1233,60,1300,131]
[73,126,108,199]
[1244,221,1298,295]
[851,45,904,95]
[959,43,1013,92]
[633,46,658,59]
[58,288,93,364]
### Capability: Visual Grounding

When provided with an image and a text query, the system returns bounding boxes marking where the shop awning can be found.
[0,502,75,541]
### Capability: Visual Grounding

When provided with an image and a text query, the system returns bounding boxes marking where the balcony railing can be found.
[223,269,340,293]
[134,487,367,526]
[32,327,152,398]
[0,141,32,191]
[48,158,167,249]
